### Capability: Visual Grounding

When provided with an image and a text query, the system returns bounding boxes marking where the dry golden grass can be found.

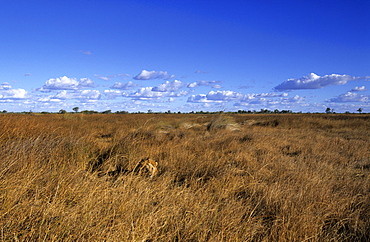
[1,113,369,241]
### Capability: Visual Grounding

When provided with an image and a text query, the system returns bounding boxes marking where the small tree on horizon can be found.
[72,107,79,113]
[357,108,363,114]
[102,110,112,114]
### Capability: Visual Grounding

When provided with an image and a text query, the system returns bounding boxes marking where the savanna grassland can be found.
[0,113,369,241]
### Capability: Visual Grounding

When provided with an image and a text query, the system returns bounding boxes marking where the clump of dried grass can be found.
[207,114,240,131]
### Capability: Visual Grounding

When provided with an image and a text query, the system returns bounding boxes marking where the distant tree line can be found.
[0,107,367,114]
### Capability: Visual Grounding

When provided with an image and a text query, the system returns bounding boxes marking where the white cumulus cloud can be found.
[280,95,305,104]
[111,81,137,90]
[239,94,267,105]
[79,78,95,88]
[234,94,304,107]
[187,91,288,104]
[0,83,28,99]
[104,90,124,99]
[187,80,222,88]
[168,90,188,97]
[37,97,63,102]
[133,70,171,80]
[152,80,183,92]
[50,90,101,101]
[78,90,101,100]
[187,91,238,103]
[125,82,188,100]
[187,94,215,103]
[38,76,95,92]
[327,92,369,103]
[0,82,12,90]
[187,82,198,88]
[0,88,28,99]
[206,90,243,100]
[126,87,167,100]
[275,73,360,91]
[351,86,367,92]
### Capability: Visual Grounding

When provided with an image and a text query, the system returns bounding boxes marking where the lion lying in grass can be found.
[93,157,159,179]
[132,158,159,179]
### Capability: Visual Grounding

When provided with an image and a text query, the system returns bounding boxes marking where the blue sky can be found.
[1,0,369,113]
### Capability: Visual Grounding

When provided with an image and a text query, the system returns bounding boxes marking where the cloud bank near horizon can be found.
[327,92,369,103]
[0,71,369,112]
[187,91,290,104]
[38,90,101,103]
[274,73,363,91]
